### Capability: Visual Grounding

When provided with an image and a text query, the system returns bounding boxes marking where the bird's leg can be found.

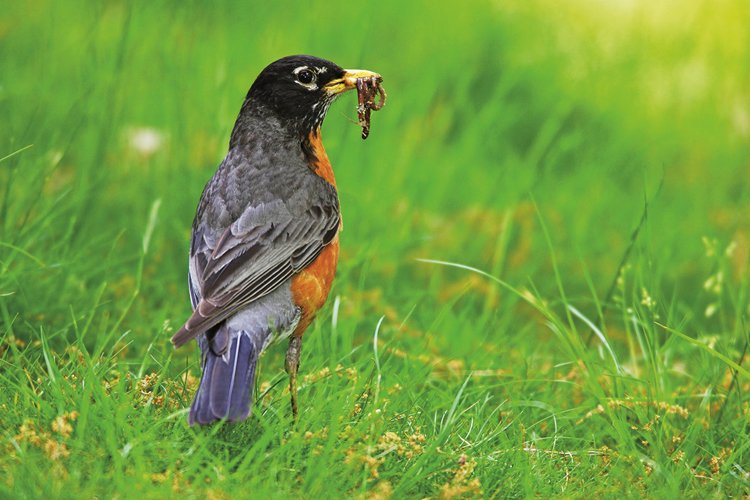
[285,335,302,419]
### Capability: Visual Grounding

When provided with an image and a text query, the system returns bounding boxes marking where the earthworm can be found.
[356,76,387,140]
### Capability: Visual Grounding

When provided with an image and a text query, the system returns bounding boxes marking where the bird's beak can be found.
[323,69,382,95]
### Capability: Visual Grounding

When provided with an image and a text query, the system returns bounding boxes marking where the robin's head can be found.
[238,55,380,138]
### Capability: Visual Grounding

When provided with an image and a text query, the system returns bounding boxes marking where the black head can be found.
[235,55,380,140]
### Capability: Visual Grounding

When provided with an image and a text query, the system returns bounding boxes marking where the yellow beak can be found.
[323,69,382,95]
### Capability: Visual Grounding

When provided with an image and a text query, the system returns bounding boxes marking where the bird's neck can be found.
[230,100,327,141]
[229,103,294,149]
[228,102,336,185]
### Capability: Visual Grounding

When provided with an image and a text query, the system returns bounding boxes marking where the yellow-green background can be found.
[1,0,749,496]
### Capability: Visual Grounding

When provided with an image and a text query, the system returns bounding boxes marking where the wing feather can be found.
[172,186,339,348]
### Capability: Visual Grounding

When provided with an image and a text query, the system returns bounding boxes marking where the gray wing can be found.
[172,179,339,348]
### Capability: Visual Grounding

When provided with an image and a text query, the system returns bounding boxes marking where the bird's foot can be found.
[285,335,302,420]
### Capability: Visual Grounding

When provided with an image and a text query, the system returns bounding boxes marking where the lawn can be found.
[1,0,749,497]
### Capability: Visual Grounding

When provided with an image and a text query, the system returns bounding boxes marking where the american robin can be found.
[171,55,382,425]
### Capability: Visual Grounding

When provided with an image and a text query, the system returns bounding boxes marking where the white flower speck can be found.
[127,127,164,156]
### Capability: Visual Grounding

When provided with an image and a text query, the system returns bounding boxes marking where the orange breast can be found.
[291,237,339,335]
[291,129,341,335]
[307,129,337,187]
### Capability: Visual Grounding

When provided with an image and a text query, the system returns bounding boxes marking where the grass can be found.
[1,0,750,497]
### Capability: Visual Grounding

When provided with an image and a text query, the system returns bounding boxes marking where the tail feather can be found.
[189,330,259,426]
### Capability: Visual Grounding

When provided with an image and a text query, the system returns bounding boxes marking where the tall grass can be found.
[1,0,749,496]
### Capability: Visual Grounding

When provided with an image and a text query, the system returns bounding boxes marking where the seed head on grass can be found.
[439,455,482,499]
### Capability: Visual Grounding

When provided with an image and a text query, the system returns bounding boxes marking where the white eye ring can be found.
[293,66,318,90]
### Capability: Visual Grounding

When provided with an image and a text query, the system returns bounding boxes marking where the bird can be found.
[170,55,382,425]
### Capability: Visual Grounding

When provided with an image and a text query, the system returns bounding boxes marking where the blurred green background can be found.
[1,0,749,497]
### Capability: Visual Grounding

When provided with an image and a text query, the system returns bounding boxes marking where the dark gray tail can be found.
[189,330,259,426]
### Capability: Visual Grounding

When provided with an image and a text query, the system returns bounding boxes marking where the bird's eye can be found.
[296,69,315,85]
